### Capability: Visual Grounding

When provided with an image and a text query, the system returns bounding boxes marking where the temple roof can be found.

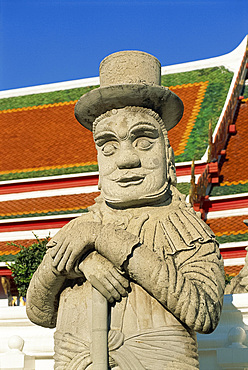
[0,67,233,181]
[1,37,248,280]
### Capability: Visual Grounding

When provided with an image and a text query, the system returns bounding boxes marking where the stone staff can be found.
[91,286,108,370]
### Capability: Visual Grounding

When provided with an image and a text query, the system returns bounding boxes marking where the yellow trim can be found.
[227,272,243,277]
[221,179,248,186]
[0,161,98,175]
[171,81,209,156]
[0,249,20,256]
[0,204,98,217]
[215,230,248,237]
[0,100,77,114]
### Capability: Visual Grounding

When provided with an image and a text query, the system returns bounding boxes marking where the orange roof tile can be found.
[224,265,244,277]
[0,192,100,217]
[207,215,248,236]
[0,239,36,256]
[219,100,248,186]
[0,102,97,174]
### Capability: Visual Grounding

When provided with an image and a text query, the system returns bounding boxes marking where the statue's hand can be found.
[238,265,248,290]
[79,251,129,303]
[47,221,102,274]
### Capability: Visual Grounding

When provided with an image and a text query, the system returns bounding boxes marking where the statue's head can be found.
[93,106,176,207]
[74,50,183,207]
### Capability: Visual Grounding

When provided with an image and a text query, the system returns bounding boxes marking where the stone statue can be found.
[26,51,225,369]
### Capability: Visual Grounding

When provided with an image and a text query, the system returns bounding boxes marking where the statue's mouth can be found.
[116,174,145,187]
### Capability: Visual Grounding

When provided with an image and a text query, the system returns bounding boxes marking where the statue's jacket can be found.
[26,193,225,370]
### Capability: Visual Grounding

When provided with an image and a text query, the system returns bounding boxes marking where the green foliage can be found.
[7,235,49,297]
[225,273,233,286]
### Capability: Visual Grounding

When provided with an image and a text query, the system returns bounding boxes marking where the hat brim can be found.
[74,84,184,131]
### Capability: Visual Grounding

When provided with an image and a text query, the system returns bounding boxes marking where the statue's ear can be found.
[167,146,177,186]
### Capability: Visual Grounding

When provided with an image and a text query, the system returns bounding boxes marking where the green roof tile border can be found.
[0,254,17,262]
[0,208,88,220]
[176,182,190,195]
[0,86,99,110]
[162,67,233,162]
[0,164,99,181]
[211,182,248,196]
[216,232,248,244]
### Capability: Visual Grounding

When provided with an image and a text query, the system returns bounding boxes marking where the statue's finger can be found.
[52,241,70,267]
[88,275,114,303]
[57,249,72,273]
[107,273,128,297]
[49,243,63,257]
[64,247,79,272]
[93,274,121,301]
[110,268,130,289]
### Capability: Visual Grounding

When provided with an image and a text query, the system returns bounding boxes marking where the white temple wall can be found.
[1,293,248,369]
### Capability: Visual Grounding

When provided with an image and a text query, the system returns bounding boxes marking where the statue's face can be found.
[94,109,168,207]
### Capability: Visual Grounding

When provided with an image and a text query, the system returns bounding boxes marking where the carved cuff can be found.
[95,223,140,269]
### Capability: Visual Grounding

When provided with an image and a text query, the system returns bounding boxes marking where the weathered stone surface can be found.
[225,247,248,294]
[26,51,225,369]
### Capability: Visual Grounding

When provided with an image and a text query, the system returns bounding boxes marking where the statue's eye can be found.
[134,138,153,150]
[102,142,118,156]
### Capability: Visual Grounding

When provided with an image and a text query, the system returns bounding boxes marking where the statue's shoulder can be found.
[160,198,216,254]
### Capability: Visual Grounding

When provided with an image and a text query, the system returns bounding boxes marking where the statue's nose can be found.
[116,150,141,169]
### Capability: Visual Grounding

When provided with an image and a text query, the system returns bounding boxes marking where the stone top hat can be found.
[75,50,184,131]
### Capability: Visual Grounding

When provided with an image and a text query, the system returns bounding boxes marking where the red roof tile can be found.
[0,192,100,217]
[0,243,21,256]
[219,100,248,185]
[0,102,97,174]
[0,239,44,256]
[224,265,244,277]
[207,215,248,236]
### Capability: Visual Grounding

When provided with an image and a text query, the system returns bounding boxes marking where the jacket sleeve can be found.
[95,224,225,334]
[26,248,66,328]
[127,240,225,334]
[26,212,96,328]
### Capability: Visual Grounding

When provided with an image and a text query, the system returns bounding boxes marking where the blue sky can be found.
[1,0,247,91]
